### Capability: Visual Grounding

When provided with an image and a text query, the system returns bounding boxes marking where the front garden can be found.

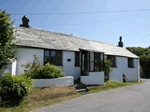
[0,55,75,111]
[0,55,143,112]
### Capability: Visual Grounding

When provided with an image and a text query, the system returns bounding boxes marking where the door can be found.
[81,51,88,75]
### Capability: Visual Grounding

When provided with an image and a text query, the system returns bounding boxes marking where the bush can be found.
[21,55,40,77]
[30,63,64,79]
[104,59,113,81]
[22,55,65,79]
[0,73,33,103]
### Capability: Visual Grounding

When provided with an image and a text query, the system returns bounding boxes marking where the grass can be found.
[88,80,143,93]
[0,86,81,112]
[0,80,143,112]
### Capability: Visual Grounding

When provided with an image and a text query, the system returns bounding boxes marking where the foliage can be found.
[0,86,80,112]
[126,47,150,78]
[0,10,17,70]
[21,55,40,77]
[0,73,33,104]
[22,55,64,79]
[103,59,113,81]
[31,63,64,79]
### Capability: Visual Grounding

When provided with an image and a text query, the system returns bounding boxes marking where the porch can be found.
[79,48,105,85]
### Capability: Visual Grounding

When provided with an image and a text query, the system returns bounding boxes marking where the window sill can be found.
[55,65,63,66]
[128,67,134,68]
[75,66,80,67]
[89,71,104,72]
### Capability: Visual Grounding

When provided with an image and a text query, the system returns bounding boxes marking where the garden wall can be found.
[33,76,74,87]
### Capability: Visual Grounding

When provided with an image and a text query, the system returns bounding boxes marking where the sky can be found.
[1,0,150,48]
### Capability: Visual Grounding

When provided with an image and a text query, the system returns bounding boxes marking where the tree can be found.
[0,10,17,70]
[126,47,150,78]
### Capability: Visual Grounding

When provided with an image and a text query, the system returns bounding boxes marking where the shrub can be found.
[21,55,40,77]
[104,59,113,81]
[31,63,64,79]
[0,73,33,103]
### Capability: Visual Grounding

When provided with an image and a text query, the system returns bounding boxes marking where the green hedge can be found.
[0,73,33,103]
[30,63,64,79]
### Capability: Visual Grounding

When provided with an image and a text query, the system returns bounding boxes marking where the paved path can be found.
[34,80,150,112]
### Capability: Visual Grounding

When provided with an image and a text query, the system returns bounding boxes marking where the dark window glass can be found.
[95,53,100,62]
[45,50,49,57]
[44,50,62,66]
[44,50,50,64]
[75,52,80,66]
[107,55,116,67]
[94,53,101,71]
[55,51,62,66]
[95,62,100,71]
[128,58,134,68]
[44,56,49,64]
[50,51,55,64]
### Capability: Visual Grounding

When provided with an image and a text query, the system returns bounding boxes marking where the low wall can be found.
[80,71,104,85]
[33,76,74,87]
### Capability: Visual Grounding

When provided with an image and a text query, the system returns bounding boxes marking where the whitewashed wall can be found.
[0,59,17,78]
[63,51,80,80]
[12,60,17,76]
[16,48,44,75]
[81,71,104,85]
[15,47,139,82]
[33,76,74,87]
[109,56,140,82]
[15,48,80,79]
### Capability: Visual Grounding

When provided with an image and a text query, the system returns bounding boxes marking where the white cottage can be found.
[3,16,140,84]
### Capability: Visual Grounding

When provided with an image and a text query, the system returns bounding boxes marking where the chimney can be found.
[118,36,123,47]
[20,15,29,28]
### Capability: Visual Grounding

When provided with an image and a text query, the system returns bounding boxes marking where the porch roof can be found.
[15,27,139,58]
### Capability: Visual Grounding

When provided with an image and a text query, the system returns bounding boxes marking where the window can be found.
[75,52,80,66]
[44,50,62,66]
[94,53,101,71]
[128,58,134,68]
[107,55,116,67]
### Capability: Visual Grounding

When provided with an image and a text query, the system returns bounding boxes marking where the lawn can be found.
[88,80,143,93]
[0,86,81,112]
[0,80,142,112]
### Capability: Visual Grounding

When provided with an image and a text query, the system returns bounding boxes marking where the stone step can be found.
[76,89,87,92]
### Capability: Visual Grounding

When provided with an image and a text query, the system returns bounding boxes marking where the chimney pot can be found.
[20,15,30,28]
[118,36,123,47]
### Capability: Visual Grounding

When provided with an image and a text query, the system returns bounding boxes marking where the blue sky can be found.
[1,0,150,48]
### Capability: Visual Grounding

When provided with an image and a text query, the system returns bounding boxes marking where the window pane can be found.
[55,51,62,65]
[90,62,94,71]
[44,56,49,64]
[95,62,100,71]
[90,52,94,61]
[51,51,55,57]
[128,58,133,67]
[107,55,116,67]
[45,50,49,57]
[95,53,100,62]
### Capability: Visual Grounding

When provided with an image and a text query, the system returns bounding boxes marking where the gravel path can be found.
[34,80,150,112]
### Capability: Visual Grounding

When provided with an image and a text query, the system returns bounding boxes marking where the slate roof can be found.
[15,27,139,58]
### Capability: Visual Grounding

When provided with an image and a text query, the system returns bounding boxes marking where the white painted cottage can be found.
[1,16,140,84]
